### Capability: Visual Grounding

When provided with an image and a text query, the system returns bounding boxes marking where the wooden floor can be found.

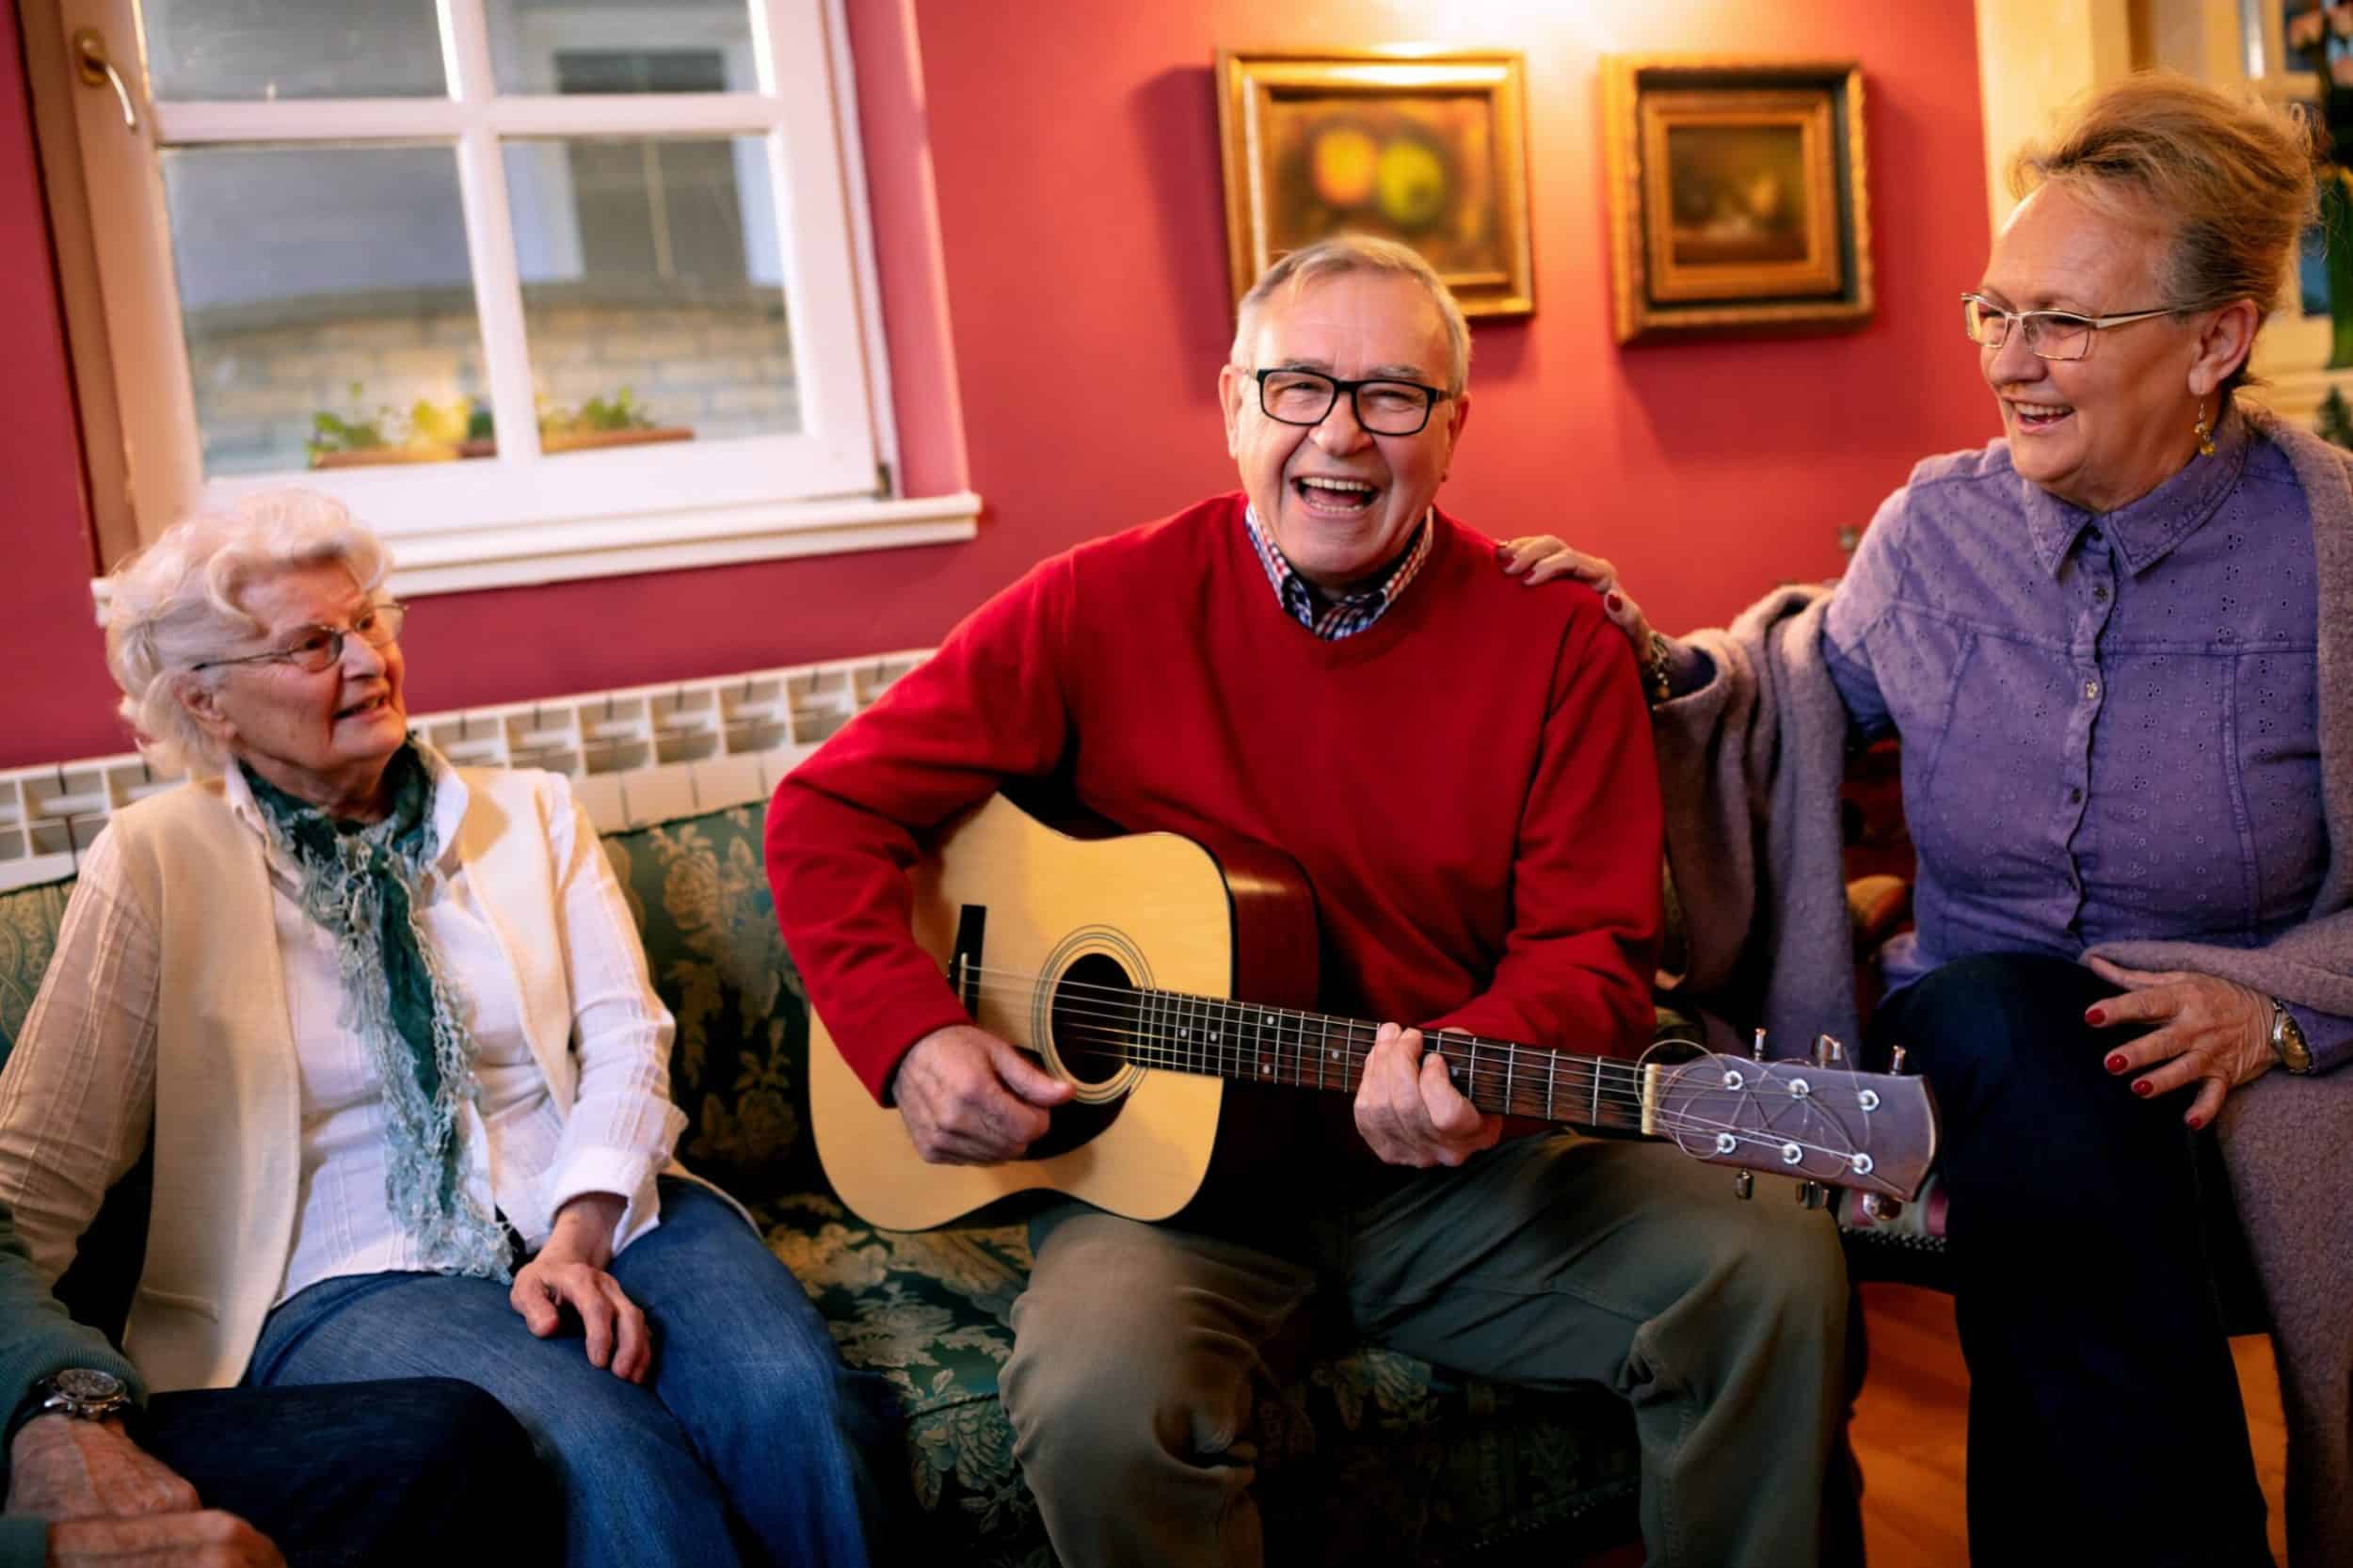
[1849,1282,2289,1566]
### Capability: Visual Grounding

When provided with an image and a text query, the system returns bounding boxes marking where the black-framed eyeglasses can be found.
[190,601,407,674]
[1960,293,2179,361]
[1249,367,1452,436]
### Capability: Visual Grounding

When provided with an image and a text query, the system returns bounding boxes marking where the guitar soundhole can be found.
[1025,952,1134,1161]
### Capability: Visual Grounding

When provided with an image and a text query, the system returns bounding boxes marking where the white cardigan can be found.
[0,764,702,1392]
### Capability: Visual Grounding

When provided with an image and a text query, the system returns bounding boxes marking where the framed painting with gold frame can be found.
[1215,49,1534,318]
[1603,56,1872,344]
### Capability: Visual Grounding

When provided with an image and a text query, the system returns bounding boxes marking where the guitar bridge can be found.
[950,904,986,1015]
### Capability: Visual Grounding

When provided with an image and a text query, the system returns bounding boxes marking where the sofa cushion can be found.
[599,806,824,1205]
[0,877,72,1057]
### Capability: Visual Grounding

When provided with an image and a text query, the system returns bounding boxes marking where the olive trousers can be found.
[999,1131,1851,1568]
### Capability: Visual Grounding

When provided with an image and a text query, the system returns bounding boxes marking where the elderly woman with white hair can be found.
[0,490,890,1568]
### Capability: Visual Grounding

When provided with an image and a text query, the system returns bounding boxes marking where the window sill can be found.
[88,488,982,616]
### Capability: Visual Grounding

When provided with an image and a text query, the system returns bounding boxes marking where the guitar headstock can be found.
[1647,1053,1938,1200]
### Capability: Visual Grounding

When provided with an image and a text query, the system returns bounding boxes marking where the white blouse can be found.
[0,756,686,1306]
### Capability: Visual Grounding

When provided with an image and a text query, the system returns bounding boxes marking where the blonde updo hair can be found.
[104,489,390,777]
[1230,233,1472,396]
[2009,72,2319,397]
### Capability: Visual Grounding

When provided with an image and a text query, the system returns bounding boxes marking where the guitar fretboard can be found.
[1085,986,1649,1133]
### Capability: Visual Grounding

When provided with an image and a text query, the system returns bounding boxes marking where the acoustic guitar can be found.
[810,794,1938,1232]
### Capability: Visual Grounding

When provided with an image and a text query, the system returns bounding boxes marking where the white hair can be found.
[104,489,392,777]
[1229,234,1472,395]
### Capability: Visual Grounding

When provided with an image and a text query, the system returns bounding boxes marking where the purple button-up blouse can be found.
[1821,408,2346,1067]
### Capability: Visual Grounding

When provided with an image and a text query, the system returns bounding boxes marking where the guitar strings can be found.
[1029,1032,1871,1172]
[952,964,1666,1090]
[954,971,1783,1125]
[944,966,1881,1166]
[948,975,1872,1169]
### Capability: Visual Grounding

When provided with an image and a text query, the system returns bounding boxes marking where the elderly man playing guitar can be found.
[766,236,1856,1568]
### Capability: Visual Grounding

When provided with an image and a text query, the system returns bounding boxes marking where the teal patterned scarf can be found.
[240,743,511,1280]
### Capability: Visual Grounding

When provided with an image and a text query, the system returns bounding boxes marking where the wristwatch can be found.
[2270,998,2315,1075]
[32,1368,130,1423]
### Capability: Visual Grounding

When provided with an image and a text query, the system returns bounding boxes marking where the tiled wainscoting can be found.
[0,649,927,893]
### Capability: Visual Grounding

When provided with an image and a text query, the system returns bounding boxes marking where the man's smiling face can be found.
[1219,270,1469,590]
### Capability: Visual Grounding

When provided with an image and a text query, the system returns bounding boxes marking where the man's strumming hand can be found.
[892,1025,1074,1165]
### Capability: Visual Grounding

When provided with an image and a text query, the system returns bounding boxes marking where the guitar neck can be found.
[1119,987,1650,1134]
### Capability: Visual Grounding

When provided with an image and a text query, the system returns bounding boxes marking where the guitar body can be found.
[808,795,1319,1231]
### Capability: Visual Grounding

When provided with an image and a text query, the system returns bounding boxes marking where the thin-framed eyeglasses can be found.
[1960,293,2178,361]
[189,601,407,674]
[1248,367,1453,436]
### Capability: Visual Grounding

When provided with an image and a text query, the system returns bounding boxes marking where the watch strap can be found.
[1641,631,1673,704]
[2270,998,2315,1075]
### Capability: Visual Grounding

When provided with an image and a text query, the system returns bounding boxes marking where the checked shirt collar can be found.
[1241,504,1433,640]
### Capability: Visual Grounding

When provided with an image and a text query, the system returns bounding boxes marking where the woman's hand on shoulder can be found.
[509,1192,651,1384]
[1496,537,1655,652]
[2083,957,2277,1128]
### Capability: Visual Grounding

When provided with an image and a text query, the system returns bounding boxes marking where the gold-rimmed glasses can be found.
[190,601,407,674]
[1960,293,2178,361]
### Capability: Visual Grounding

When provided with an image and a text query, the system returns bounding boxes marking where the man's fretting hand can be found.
[892,1025,1075,1164]
[1354,1023,1504,1168]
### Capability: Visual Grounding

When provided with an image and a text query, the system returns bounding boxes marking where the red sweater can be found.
[766,494,1664,1104]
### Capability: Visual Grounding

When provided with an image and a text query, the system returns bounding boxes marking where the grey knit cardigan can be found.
[1650,407,2353,1567]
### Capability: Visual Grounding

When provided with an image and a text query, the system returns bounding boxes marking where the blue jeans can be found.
[142,1378,553,1568]
[246,1180,893,1568]
[1872,954,2269,1568]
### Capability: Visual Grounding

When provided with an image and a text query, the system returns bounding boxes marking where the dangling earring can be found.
[2193,399,2217,458]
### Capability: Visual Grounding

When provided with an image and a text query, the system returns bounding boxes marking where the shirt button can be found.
[2092,584,2109,603]
[2067,786,2084,805]
[2083,680,2100,700]
[2086,528,2104,545]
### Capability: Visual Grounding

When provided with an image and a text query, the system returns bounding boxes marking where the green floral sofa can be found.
[0,799,1647,1567]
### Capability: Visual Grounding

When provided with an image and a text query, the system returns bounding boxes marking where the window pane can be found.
[145,0,446,101]
[487,3,756,94]
[162,146,486,476]
[504,136,800,452]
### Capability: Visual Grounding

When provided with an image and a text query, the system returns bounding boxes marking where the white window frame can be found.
[56,0,977,600]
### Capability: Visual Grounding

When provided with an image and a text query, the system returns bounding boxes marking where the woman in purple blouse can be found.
[1513,77,2351,1567]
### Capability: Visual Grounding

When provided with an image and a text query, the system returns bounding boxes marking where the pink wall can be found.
[0,0,1991,768]
[0,8,117,760]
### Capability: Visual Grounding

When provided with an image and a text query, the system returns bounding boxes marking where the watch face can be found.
[50,1368,125,1402]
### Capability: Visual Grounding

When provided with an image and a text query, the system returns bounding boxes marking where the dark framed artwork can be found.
[1215,49,1534,317]
[1603,56,1873,344]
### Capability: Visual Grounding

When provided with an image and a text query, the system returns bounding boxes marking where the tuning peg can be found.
[1814,1034,1845,1067]
[1751,1027,1769,1063]
[1889,1045,1909,1074]
[1859,1193,1901,1223]
[1733,1171,1754,1201]
[1796,1180,1826,1210]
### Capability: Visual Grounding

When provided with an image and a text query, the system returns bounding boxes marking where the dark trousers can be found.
[134,1377,553,1568]
[1871,952,2269,1568]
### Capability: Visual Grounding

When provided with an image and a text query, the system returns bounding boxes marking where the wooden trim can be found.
[17,0,134,568]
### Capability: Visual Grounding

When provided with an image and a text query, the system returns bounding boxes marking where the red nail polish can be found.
[2133,1079,2153,1097]
[2085,1007,2106,1026]
[2105,1052,2126,1073]
[2186,1114,2205,1131]
[1605,593,1623,613]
